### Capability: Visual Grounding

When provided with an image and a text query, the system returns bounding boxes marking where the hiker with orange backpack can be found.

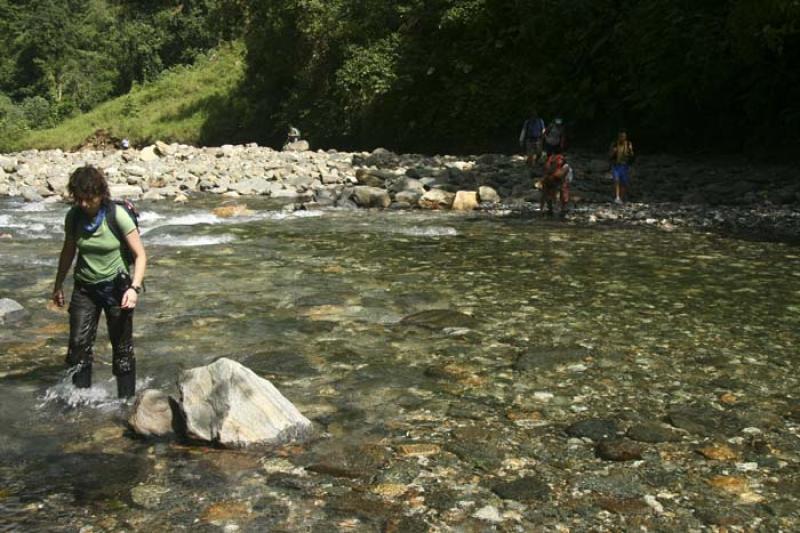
[540,153,573,217]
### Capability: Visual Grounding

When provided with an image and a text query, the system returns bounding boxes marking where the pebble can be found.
[595,439,643,461]
[472,505,503,523]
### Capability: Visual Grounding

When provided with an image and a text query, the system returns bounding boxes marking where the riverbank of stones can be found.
[1,142,798,239]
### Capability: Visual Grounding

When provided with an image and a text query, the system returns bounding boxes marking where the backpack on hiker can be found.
[524,117,545,140]
[545,124,563,146]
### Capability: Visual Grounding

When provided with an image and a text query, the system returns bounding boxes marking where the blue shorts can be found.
[611,164,630,186]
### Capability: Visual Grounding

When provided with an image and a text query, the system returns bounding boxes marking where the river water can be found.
[1,197,798,531]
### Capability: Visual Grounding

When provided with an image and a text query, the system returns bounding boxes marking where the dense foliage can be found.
[240,0,800,153]
[0,0,244,148]
[2,1,798,153]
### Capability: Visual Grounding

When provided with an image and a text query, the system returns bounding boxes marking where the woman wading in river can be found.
[52,166,147,398]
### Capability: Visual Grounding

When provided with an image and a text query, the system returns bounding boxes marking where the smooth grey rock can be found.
[128,389,175,437]
[110,184,143,199]
[21,186,43,202]
[124,165,147,177]
[394,190,422,205]
[139,146,159,162]
[46,175,69,194]
[477,186,500,203]
[178,357,312,447]
[419,189,455,210]
[154,141,174,157]
[351,186,391,208]
[0,298,26,324]
[283,140,310,152]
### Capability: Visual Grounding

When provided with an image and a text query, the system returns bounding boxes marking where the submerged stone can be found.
[0,298,26,324]
[491,476,550,502]
[627,423,682,443]
[565,419,619,441]
[400,309,479,329]
[595,439,643,461]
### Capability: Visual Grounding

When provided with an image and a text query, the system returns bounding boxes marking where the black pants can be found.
[66,280,136,397]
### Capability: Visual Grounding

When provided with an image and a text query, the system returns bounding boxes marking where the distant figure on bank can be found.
[609,130,635,204]
[519,112,546,167]
[287,126,301,144]
[52,166,147,398]
[120,138,130,150]
[544,117,566,156]
[540,153,572,217]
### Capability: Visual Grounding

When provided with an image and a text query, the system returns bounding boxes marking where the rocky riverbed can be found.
[0,145,799,531]
[1,142,798,242]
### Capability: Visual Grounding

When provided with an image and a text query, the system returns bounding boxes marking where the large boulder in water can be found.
[452,191,479,211]
[419,189,455,210]
[178,357,312,447]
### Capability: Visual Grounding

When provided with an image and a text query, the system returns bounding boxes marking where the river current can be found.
[1,197,798,531]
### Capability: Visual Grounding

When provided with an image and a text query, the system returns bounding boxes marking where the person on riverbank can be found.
[540,153,572,216]
[52,166,147,399]
[609,130,635,204]
[544,117,566,156]
[519,112,546,167]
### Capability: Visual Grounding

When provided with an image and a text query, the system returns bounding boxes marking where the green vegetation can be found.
[241,0,800,153]
[15,44,245,151]
[1,1,797,153]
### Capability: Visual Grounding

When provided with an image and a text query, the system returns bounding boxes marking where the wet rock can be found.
[565,418,619,441]
[627,423,682,443]
[394,190,422,205]
[306,443,390,479]
[513,346,587,371]
[596,439,643,461]
[0,298,26,324]
[397,443,441,457]
[177,357,313,447]
[667,405,742,437]
[400,309,478,329]
[477,185,500,203]
[21,186,43,202]
[491,476,550,502]
[128,389,176,437]
[419,189,455,209]
[693,505,746,527]
[697,443,738,461]
[596,497,650,515]
[130,484,169,509]
[447,427,504,471]
[350,185,391,208]
[452,190,479,211]
[472,505,503,523]
[212,204,252,218]
[200,500,251,523]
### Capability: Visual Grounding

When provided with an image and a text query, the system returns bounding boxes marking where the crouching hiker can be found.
[52,166,147,398]
[540,154,573,217]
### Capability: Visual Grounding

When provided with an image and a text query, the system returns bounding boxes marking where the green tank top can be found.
[65,205,136,285]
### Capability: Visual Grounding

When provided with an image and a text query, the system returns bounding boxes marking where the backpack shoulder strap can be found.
[104,200,124,244]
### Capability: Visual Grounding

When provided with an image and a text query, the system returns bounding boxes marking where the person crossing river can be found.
[52,165,147,398]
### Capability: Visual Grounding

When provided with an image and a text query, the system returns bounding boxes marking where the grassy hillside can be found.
[17,42,245,151]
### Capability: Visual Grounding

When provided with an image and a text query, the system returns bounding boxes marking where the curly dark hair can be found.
[67,165,110,201]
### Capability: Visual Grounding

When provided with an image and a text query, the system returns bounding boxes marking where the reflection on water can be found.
[1,196,798,530]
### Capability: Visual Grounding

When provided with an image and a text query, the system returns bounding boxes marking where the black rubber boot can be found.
[117,372,136,399]
[72,362,92,388]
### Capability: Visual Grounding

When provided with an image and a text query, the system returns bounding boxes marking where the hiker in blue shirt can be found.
[519,112,546,167]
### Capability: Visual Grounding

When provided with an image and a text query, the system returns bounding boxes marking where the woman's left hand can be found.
[121,288,138,309]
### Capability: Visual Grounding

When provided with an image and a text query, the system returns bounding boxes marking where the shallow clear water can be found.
[1,197,798,530]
